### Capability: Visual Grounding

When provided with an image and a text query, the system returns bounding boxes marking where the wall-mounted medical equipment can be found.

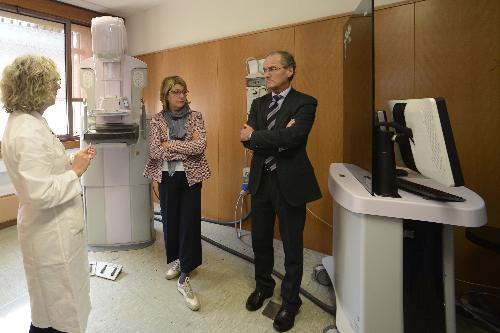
[245,58,267,115]
[80,16,153,249]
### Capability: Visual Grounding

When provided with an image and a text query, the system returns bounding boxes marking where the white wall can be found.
[125,0,399,56]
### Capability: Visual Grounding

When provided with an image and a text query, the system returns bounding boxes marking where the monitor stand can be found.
[326,163,487,333]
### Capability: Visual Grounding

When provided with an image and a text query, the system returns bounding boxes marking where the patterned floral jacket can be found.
[143,110,211,185]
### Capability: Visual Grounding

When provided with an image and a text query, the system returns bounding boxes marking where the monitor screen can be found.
[342,0,374,194]
[390,97,465,187]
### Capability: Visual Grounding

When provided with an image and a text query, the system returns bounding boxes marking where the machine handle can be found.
[141,98,146,140]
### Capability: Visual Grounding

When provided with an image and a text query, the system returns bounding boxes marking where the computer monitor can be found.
[342,0,374,193]
[389,97,464,187]
[342,1,465,195]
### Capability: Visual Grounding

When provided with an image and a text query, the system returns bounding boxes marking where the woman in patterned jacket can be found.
[143,75,210,311]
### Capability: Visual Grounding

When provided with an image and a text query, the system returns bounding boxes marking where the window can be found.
[71,24,92,137]
[0,10,92,140]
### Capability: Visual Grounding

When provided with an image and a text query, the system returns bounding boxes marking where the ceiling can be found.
[57,0,166,16]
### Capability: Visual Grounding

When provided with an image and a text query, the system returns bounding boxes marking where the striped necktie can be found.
[264,95,283,171]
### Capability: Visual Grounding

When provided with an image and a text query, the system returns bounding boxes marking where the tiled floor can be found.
[0,220,334,333]
[1,218,494,333]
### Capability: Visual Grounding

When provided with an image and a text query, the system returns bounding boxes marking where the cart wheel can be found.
[313,264,332,286]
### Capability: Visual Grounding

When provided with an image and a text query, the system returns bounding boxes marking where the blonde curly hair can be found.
[0,55,61,113]
[159,75,190,111]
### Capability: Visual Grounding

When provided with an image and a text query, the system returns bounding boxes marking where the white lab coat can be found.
[1,111,91,332]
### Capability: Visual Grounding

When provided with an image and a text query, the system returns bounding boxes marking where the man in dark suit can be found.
[240,50,321,332]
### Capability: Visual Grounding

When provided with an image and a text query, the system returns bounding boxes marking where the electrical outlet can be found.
[242,167,250,178]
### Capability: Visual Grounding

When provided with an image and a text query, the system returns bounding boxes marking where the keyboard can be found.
[396,177,465,202]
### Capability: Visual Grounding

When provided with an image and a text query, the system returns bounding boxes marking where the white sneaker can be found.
[177,277,200,311]
[165,259,181,280]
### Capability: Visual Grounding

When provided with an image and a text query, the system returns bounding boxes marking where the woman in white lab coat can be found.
[0,55,96,333]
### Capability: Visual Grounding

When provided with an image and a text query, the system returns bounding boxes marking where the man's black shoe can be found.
[273,306,298,332]
[245,289,272,311]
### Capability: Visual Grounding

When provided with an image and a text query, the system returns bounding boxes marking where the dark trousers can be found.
[159,171,202,274]
[29,324,64,333]
[251,169,306,312]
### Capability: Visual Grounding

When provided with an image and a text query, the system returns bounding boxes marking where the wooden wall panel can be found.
[139,42,220,219]
[137,0,499,261]
[0,194,17,229]
[414,0,500,290]
[294,18,347,254]
[217,29,294,221]
[138,52,165,117]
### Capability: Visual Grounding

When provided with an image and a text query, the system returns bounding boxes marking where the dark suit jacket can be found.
[243,88,322,206]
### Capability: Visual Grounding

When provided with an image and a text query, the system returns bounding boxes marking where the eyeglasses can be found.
[169,90,189,96]
[262,66,283,74]
[52,79,61,88]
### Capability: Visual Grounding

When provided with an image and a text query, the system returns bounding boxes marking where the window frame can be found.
[0,3,92,141]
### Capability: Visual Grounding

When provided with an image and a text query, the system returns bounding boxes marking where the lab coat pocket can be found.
[63,196,85,235]
[59,204,85,261]
[31,229,67,265]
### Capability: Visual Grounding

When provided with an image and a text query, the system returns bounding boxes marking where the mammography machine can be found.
[80,16,153,248]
